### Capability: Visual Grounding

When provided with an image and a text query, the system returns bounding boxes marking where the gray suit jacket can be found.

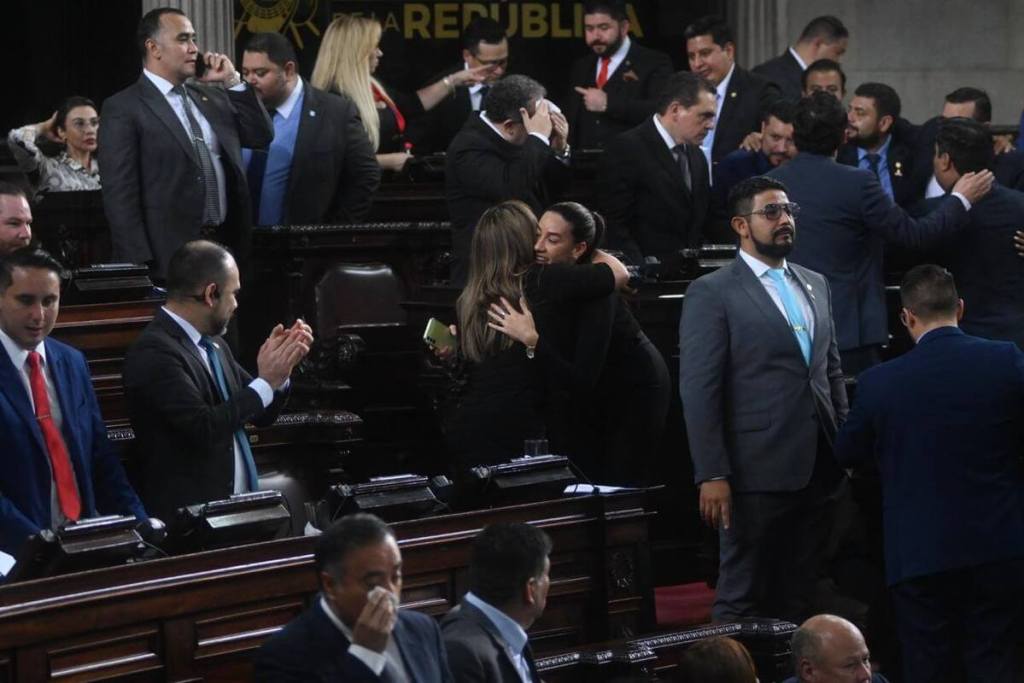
[679,256,848,492]
[440,601,540,683]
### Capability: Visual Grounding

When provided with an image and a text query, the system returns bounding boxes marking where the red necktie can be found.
[596,56,611,89]
[26,351,81,521]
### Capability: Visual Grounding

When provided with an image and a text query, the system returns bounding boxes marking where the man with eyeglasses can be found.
[680,174,849,624]
[122,240,312,522]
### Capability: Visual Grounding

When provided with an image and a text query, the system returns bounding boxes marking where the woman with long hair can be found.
[312,14,491,172]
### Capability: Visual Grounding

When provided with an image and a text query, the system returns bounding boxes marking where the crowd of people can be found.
[2,1,1023,681]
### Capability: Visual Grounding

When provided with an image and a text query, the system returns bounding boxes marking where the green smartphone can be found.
[423,317,456,351]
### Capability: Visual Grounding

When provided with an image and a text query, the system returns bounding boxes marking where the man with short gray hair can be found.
[785,614,889,683]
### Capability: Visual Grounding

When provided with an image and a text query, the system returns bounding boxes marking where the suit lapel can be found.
[0,347,47,454]
[714,69,741,146]
[733,257,806,360]
[287,81,317,217]
[788,266,828,362]
[392,613,428,682]
[640,119,690,198]
[155,310,218,401]
[462,602,528,680]
[138,75,199,166]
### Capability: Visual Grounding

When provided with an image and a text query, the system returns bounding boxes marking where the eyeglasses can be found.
[741,202,800,221]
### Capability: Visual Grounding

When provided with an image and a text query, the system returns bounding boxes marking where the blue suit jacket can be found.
[835,327,1024,585]
[0,337,146,556]
[255,601,454,682]
[768,153,969,351]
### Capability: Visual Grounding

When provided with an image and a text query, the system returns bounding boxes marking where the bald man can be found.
[785,614,891,683]
[0,182,33,256]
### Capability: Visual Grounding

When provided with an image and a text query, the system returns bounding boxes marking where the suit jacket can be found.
[836,123,924,208]
[767,153,969,351]
[99,76,273,278]
[283,81,380,224]
[680,256,848,492]
[122,309,286,521]
[255,601,454,682]
[835,327,1024,585]
[599,117,710,264]
[445,114,570,284]
[440,601,540,683]
[0,337,146,556]
[406,63,475,154]
[710,67,781,164]
[708,148,774,241]
[911,116,1024,200]
[562,41,673,150]
[752,50,804,102]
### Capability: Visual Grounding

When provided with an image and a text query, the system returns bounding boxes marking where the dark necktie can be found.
[198,337,259,491]
[596,56,611,89]
[673,144,693,192]
[173,84,220,225]
[476,85,489,111]
[865,152,882,179]
[27,351,81,520]
[247,109,277,221]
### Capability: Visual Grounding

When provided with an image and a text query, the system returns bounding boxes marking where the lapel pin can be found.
[894,161,903,177]
[201,96,209,102]
[730,91,737,98]
[309,110,316,117]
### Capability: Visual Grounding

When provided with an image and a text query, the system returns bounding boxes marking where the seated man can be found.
[441,523,551,682]
[785,614,890,683]
[122,240,312,521]
[0,247,147,558]
[0,182,33,256]
[255,513,453,682]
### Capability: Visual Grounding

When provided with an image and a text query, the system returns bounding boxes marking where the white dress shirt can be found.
[594,35,632,82]
[738,248,816,339]
[464,592,534,683]
[700,63,734,172]
[789,46,808,71]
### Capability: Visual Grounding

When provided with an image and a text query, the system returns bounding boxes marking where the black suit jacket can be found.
[599,117,710,263]
[282,81,380,224]
[445,114,570,284]
[441,601,540,683]
[710,66,781,164]
[406,63,475,154]
[562,41,673,150]
[836,123,924,208]
[99,76,273,278]
[752,50,804,102]
[255,601,454,682]
[122,309,286,521]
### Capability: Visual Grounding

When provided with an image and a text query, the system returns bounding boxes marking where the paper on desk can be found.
[563,483,629,495]
[0,550,14,576]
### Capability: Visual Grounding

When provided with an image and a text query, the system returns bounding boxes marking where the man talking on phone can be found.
[256,513,454,682]
[99,7,273,282]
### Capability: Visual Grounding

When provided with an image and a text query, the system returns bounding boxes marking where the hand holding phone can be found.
[423,318,456,352]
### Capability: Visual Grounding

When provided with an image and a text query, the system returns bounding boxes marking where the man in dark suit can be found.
[767,92,992,374]
[838,83,925,207]
[99,7,273,280]
[407,17,509,155]
[681,175,849,623]
[684,16,781,167]
[753,16,849,102]
[0,182,33,256]
[122,241,311,521]
[835,265,1024,683]
[442,523,549,682]
[445,75,570,284]
[801,59,847,101]
[240,32,379,225]
[0,247,146,558]
[255,513,454,682]
[562,0,672,150]
[785,614,890,683]
[600,72,715,262]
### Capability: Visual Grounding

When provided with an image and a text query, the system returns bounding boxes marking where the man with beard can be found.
[241,32,379,225]
[680,175,848,623]
[562,0,672,150]
[768,92,992,374]
[838,83,924,207]
[122,240,313,521]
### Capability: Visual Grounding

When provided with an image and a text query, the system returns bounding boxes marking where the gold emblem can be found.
[236,0,321,49]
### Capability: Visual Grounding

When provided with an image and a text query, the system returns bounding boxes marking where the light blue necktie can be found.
[198,336,259,491]
[766,268,812,365]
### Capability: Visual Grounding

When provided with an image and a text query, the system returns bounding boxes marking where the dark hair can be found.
[164,240,233,299]
[243,32,298,67]
[314,513,395,578]
[945,87,992,123]
[762,98,795,126]
[683,16,733,48]
[546,202,606,263]
[484,74,546,123]
[793,91,847,156]
[582,0,628,21]
[900,264,959,321]
[727,175,788,219]
[468,523,552,606]
[463,17,506,53]
[936,117,993,176]
[0,180,29,201]
[801,58,846,93]
[655,71,716,114]
[854,82,901,122]
[0,247,65,292]
[678,637,758,683]
[798,15,849,43]
[137,7,186,62]
[55,96,98,133]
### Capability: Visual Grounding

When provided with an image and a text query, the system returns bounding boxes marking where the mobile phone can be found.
[194,51,207,79]
[423,318,456,351]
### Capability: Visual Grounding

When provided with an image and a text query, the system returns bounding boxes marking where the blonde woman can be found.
[311,14,492,172]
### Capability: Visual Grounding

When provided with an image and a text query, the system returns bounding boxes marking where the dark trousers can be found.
[713,435,844,624]
[891,558,1024,683]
